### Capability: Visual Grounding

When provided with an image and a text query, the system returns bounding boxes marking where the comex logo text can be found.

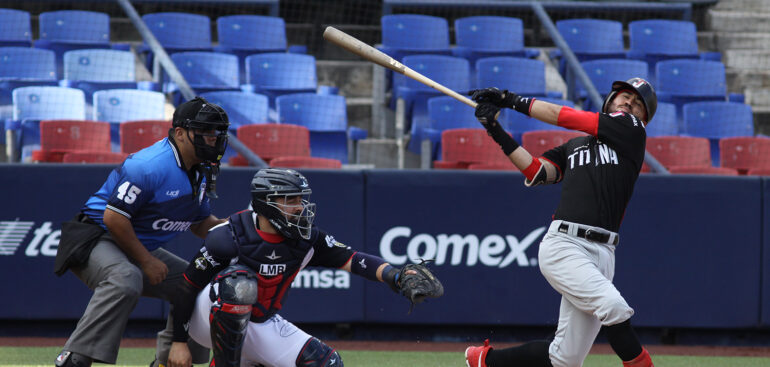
[0,220,60,256]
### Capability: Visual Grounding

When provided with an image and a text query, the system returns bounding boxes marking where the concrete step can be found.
[357,138,421,169]
[715,0,770,12]
[726,69,770,92]
[723,50,770,70]
[708,10,770,33]
[317,60,373,98]
[715,32,770,50]
[744,87,770,106]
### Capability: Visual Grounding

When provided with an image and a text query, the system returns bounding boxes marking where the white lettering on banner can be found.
[291,269,350,289]
[25,222,60,257]
[0,220,35,256]
[152,218,192,232]
[379,226,546,267]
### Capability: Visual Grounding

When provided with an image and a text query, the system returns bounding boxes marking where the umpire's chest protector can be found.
[228,211,314,322]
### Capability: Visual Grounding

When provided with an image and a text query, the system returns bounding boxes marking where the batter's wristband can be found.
[488,123,520,156]
[505,92,534,116]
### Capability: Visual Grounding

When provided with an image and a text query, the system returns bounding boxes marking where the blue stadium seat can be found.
[244,53,317,120]
[168,52,240,104]
[276,93,367,163]
[683,101,754,166]
[409,95,478,158]
[8,86,86,161]
[60,49,158,105]
[504,98,573,142]
[93,89,166,152]
[216,15,289,83]
[655,59,737,121]
[0,8,32,47]
[394,54,470,138]
[0,47,58,118]
[140,12,213,79]
[577,59,649,111]
[380,14,451,62]
[199,90,270,164]
[645,102,678,137]
[453,16,539,83]
[554,18,626,100]
[476,57,562,99]
[35,10,114,77]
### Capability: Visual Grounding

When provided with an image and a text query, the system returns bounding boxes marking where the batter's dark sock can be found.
[485,340,552,367]
[605,319,644,361]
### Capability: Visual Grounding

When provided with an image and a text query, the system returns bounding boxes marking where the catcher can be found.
[166,168,443,367]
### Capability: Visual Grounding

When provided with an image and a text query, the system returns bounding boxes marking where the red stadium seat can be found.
[748,168,770,176]
[33,120,112,162]
[62,151,129,164]
[467,162,518,171]
[269,156,342,169]
[230,124,311,166]
[719,137,770,174]
[641,136,712,172]
[120,120,171,154]
[521,130,586,158]
[667,166,739,176]
[436,128,511,168]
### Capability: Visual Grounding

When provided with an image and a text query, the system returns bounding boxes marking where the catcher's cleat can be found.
[465,339,492,367]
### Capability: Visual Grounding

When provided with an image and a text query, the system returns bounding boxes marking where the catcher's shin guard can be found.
[295,337,343,366]
[209,265,259,367]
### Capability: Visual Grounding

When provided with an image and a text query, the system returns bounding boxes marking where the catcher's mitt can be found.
[395,261,444,313]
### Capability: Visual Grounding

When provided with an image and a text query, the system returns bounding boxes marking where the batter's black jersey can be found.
[181,210,355,322]
[542,110,647,232]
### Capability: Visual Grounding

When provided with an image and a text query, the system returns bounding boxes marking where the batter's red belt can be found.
[558,223,619,246]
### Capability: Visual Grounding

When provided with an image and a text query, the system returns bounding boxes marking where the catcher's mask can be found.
[250,168,316,240]
[601,77,657,123]
[172,96,230,163]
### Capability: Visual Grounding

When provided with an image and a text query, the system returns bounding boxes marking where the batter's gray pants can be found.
[64,235,209,364]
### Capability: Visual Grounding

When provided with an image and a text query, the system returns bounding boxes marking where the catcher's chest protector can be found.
[229,211,314,322]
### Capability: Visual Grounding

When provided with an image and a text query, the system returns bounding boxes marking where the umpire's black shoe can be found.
[54,350,92,367]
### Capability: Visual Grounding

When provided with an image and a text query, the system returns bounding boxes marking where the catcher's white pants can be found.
[188,283,313,367]
[539,220,634,367]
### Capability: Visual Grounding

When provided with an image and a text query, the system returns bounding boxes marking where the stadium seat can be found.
[0,47,58,117]
[140,12,213,78]
[62,151,128,164]
[32,120,111,163]
[379,14,451,62]
[719,137,770,174]
[683,101,754,166]
[576,59,649,111]
[277,93,366,164]
[119,120,171,154]
[476,57,562,99]
[36,10,113,76]
[521,130,587,158]
[61,49,158,105]
[244,52,318,119]
[0,8,32,47]
[394,54,470,136]
[230,123,311,166]
[437,128,512,168]
[642,136,712,172]
[505,98,573,141]
[453,16,539,83]
[644,102,678,137]
[467,162,517,171]
[10,86,86,161]
[655,59,740,121]
[747,168,770,176]
[667,166,739,176]
[94,89,167,151]
[270,156,342,169]
[168,52,240,104]
[409,95,479,159]
[216,15,290,83]
[199,91,268,131]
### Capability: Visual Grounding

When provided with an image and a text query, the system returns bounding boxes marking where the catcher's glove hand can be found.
[386,260,444,313]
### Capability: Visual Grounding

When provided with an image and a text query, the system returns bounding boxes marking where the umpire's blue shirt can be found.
[82,137,211,251]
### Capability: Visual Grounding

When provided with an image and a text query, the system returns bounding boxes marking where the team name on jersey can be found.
[152,218,192,232]
[259,263,287,276]
[567,143,618,169]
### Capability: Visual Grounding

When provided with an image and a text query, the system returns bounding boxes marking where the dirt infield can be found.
[3,337,770,357]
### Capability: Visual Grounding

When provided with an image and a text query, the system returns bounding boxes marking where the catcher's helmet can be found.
[601,77,657,123]
[173,96,230,163]
[250,168,316,240]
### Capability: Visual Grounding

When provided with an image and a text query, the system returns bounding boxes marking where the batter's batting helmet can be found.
[250,168,316,240]
[601,77,657,123]
[173,96,230,163]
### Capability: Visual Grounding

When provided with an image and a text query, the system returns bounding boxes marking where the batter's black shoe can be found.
[54,350,92,367]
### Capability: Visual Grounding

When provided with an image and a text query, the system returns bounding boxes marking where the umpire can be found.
[53,97,230,367]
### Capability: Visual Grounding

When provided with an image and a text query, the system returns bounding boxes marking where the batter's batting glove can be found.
[476,103,519,156]
[469,88,534,116]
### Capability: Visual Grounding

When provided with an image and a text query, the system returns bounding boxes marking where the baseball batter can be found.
[166,168,443,367]
[464,78,656,367]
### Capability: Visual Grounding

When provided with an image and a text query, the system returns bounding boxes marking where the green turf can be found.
[3,347,770,366]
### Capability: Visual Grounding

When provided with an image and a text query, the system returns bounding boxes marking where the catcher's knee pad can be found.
[295,337,343,367]
[209,265,259,367]
[596,293,634,326]
[55,351,92,367]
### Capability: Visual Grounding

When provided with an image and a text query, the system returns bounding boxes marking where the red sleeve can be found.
[521,158,542,181]
[556,107,599,136]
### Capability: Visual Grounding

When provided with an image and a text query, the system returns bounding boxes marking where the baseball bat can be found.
[322,26,477,109]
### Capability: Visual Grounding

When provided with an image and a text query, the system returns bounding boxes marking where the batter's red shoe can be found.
[465,339,492,367]
[622,348,653,367]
